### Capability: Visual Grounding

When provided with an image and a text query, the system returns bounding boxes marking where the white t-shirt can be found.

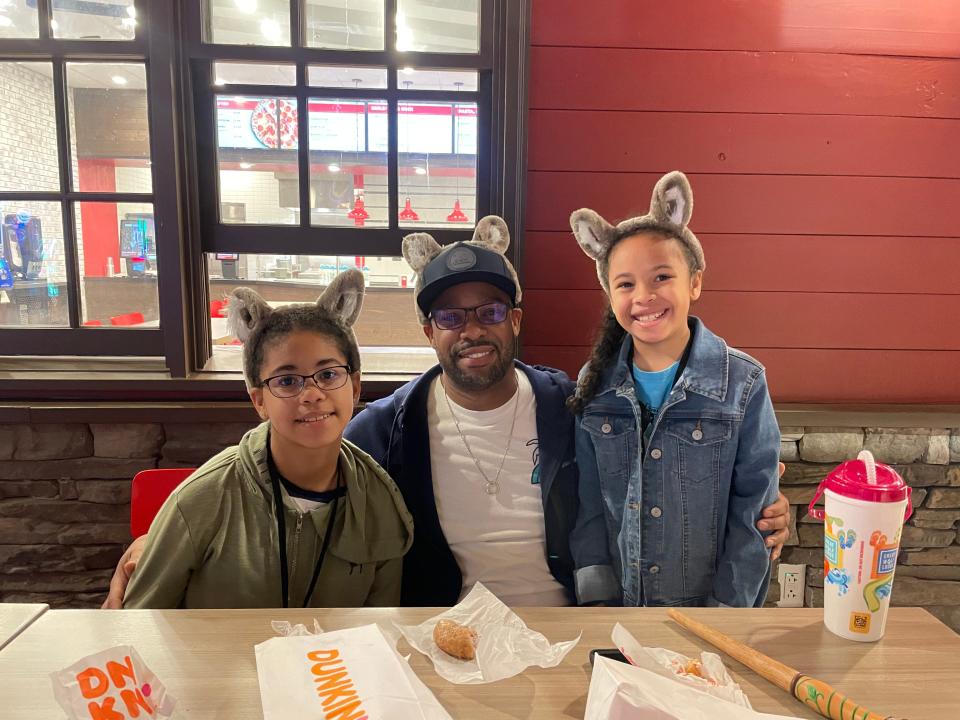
[427,369,570,607]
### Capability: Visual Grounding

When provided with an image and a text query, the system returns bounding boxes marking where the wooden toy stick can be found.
[667,609,901,720]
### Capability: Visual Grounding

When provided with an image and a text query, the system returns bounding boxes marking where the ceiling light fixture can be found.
[260,18,281,42]
[111,75,128,86]
[396,11,412,51]
[399,197,420,222]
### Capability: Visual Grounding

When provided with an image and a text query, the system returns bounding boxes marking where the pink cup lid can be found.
[821,455,909,504]
[808,451,913,522]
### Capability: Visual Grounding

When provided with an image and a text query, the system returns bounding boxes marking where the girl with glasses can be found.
[123,269,413,609]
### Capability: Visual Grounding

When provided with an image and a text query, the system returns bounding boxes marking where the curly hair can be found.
[568,230,700,415]
[244,306,361,388]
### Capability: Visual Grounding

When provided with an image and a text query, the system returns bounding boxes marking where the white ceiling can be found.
[210,0,480,53]
[0,0,479,52]
[0,0,136,41]
[15,60,147,90]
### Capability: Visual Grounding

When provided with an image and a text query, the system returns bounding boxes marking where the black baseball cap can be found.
[416,242,518,316]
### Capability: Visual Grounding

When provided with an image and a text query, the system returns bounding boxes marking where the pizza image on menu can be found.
[250,98,298,150]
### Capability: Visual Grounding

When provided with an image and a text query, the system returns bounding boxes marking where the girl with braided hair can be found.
[568,171,780,608]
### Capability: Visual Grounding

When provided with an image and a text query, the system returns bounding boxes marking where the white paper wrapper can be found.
[612,622,753,707]
[394,582,580,684]
[50,645,176,720]
[256,623,451,720]
[586,656,801,720]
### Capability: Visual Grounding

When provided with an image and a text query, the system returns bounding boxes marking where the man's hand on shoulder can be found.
[101,535,147,609]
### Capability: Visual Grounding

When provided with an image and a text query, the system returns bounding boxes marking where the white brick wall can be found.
[0,63,67,286]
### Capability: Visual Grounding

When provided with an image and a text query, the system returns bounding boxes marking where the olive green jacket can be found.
[124,422,413,609]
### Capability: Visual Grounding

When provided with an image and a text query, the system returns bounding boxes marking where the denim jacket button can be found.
[628,502,639,511]
[692,429,704,441]
[650,506,662,518]
[650,448,662,459]
[649,565,660,574]
[601,423,612,434]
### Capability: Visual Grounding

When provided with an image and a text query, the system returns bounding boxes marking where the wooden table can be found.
[0,603,47,652]
[0,607,954,718]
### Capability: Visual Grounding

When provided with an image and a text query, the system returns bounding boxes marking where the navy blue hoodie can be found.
[345,361,580,606]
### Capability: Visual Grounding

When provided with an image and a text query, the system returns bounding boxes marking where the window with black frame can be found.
[190,0,489,375]
[0,0,166,357]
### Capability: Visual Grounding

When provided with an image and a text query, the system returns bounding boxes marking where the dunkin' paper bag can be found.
[395,582,580,684]
[255,623,451,720]
[585,656,801,720]
[50,645,176,719]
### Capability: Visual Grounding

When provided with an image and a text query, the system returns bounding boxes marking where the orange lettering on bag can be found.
[106,656,137,689]
[307,649,340,663]
[78,667,109,699]
[304,649,367,720]
[86,697,125,720]
[314,671,349,692]
[324,698,366,720]
[320,682,357,708]
[311,660,346,677]
[120,688,154,717]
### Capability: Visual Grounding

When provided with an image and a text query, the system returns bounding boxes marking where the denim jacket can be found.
[572,317,780,608]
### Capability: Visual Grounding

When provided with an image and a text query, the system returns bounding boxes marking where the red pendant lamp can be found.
[446,199,469,223]
[347,197,369,226]
[399,197,420,222]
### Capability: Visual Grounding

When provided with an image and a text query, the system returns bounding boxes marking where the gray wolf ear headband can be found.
[570,170,705,293]
[401,215,522,326]
[225,267,365,389]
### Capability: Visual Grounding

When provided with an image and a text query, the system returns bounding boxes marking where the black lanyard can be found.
[271,470,342,609]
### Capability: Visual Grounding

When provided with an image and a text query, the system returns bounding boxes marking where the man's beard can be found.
[440,338,515,392]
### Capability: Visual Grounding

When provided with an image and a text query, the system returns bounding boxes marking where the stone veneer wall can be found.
[1,421,958,629]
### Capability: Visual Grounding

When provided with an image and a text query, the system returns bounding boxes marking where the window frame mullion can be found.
[52,59,81,329]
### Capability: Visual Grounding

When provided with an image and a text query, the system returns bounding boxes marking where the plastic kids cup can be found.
[807,450,912,642]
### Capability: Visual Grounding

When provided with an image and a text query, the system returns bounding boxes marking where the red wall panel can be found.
[523,346,960,405]
[529,110,960,178]
[522,289,960,351]
[528,172,960,237]
[523,4,960,402]
[530,47,960,119]
[524,232,960,295]
[531,0,960,59]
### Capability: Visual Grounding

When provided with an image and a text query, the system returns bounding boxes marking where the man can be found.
[104,216,790,607]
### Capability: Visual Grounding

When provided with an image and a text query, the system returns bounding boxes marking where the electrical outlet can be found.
[777,563,805,608]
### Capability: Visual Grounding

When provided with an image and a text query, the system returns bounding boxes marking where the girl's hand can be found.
[757,463,790,560]
[100,535,147,609]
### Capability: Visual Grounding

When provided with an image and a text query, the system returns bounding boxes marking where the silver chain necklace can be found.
[442,378,521,496]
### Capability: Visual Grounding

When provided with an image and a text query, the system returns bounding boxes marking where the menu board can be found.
[216,97,477,154]
[307,101,367,152]
[217,97,298,150]
[454,105,477,155]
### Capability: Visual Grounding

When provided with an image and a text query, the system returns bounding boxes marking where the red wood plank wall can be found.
[521,0,960,403]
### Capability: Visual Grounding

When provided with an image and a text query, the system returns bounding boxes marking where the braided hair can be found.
[567,230,700,415]
[567,307,626,415]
